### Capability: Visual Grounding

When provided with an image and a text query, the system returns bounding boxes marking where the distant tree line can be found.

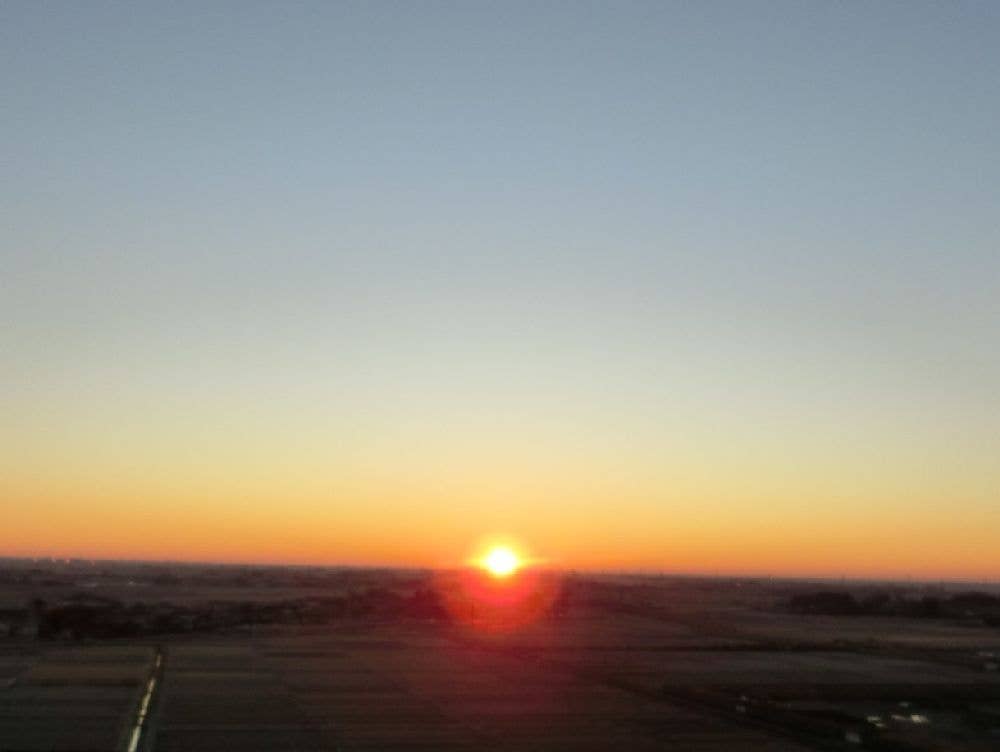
[0,586,452,641]
[0,581,578,641]
[787,589,1000,625]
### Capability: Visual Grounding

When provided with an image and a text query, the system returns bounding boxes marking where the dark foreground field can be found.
[1,561,999,751]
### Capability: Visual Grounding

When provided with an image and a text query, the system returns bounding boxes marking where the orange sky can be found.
[4,434,999,579]
[3,346,998,578]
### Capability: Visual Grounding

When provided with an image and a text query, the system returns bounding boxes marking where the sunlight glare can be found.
[483,546,520,577]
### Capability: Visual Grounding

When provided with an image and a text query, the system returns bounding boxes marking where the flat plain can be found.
[1,562,999,751]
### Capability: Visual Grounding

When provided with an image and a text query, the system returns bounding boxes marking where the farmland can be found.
[2,561,1000,750]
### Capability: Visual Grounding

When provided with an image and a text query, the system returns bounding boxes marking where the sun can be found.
[482,546,520,578]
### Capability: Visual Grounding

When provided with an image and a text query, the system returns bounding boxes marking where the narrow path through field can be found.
[125,646,163,752]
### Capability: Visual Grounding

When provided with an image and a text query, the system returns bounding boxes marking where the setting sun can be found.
[482,546,520,578]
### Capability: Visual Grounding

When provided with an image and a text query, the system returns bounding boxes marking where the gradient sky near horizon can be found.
[3,2,999,578]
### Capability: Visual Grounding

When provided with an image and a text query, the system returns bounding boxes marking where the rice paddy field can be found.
[149,623,816,752]
[2,567,1000,751]
[0,646,153,751]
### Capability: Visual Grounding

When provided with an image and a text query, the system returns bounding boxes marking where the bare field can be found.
[2,566,1000,750]
[0,644,151,751]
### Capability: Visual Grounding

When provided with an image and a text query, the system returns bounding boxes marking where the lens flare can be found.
[438,542,557,632]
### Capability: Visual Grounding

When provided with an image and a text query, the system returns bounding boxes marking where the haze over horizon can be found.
[3,3,999,579]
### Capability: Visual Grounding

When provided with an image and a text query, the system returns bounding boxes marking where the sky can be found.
[2,2,999,578]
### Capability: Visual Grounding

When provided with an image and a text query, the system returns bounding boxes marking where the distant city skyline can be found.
[2,2,999,578]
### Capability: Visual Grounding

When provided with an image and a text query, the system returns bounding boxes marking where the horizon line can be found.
[1,554,997,586]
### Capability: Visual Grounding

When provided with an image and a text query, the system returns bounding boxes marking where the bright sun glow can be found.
[482,546,520,577]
